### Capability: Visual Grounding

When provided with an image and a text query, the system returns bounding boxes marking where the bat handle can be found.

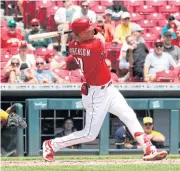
[57,30,72,35]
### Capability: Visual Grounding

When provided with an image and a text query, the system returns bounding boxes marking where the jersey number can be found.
[75,58,84,72]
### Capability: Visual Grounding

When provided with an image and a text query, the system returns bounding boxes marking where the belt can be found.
[87,81,112,90]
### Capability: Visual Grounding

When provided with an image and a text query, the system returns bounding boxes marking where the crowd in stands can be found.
[1,0,180,83]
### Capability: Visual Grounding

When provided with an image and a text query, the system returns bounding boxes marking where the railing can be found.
[25,98,180,156]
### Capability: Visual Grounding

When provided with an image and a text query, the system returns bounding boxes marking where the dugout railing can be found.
[22,98,180,156]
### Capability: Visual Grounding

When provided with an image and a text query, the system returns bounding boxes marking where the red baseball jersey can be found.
[68,38,111,86]
[172,39,180,47]
[1,28,24,48]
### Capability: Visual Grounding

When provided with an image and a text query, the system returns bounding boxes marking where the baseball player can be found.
[43,17,167,162]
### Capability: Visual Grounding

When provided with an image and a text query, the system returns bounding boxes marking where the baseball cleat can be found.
[143,146,168,161]
[42,140,54,162]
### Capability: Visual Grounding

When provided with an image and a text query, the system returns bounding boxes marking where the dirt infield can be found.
[1,159,180,166]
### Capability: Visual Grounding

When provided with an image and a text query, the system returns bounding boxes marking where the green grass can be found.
[2,165,180,171]
[1,154,180,161]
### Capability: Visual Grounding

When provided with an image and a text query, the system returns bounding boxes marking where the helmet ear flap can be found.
[94,28,98,35]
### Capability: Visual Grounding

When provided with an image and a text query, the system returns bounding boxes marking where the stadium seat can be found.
[36,1,53,9]
[99,0,112,6]
[69,69,84,83]
[159,6,178,13]
[139,20,156,28]
[1,49,8,56]
[146,0,167,7]
[53,69,70,81]
[56,1,63,6]
[158,20,168,27]
[1,62,7,70]
[127,6,135,13]
[105,43,121,71]
[1,54,11,62]
[36,1,54,27]
[47,6,58,31]
[1,19,7,28]
[91,5,106,14]
[23,0,37,28]
[33,48,48,57]
[130,13,145,22]
[135,5,156,14]
[174,13,180,21]
[143,33,158,42]
[167,0,180,7]
[145,42,154,50]
[89,1,100,8]
[126,0,144,7]
[153,27,162,38]
[47,6,58,16]
[146,13,165,21]
[8,48,19,55]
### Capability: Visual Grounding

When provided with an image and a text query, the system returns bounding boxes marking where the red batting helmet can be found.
[71,17,97,34]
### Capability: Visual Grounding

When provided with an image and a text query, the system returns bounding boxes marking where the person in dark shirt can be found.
[55,117,81,149]
[115,125,141,149]
[107,0,127,21]
[129,43,149,79]
[120,35,149,81]
[163,31,180,64]
[25,18,53,50]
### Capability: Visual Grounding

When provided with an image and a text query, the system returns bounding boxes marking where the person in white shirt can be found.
[144,40,177,82]
[5,41,35,69]
[72,1,96,23]
[54,0,80,56]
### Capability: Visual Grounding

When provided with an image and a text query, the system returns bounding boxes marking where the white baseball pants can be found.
[51,82,144,152]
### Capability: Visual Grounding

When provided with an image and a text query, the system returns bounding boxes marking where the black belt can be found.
[88,81,112,90]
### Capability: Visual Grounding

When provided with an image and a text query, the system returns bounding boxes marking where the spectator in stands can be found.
[144,40,177,82]
[3,56,35,83]
[172,26,180,47]
[114,124,141,149]
[104,9,115,42]
[4,57,21,83]
[119,35,135,71]
[5,41,35,69]
[96,15,105,36]
[143,117,165,148]
[163,31,180,64]
[119,35,148,81]
[34,57,64,83]
[72,1,96,22]
[25,18,53,51]
[105,59,119,83]
[106,0,127,21]
[55,117,81,149]
[44,50,64,70]
[54,0,79,56]
[161,15,177,39]
[1,20,24,49]
[114,12,132,44]
[131,24,145,44]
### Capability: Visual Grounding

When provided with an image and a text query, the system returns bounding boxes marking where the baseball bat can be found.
[29,30,72,41]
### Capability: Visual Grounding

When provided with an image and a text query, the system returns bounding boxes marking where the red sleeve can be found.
[65,54,74,63]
